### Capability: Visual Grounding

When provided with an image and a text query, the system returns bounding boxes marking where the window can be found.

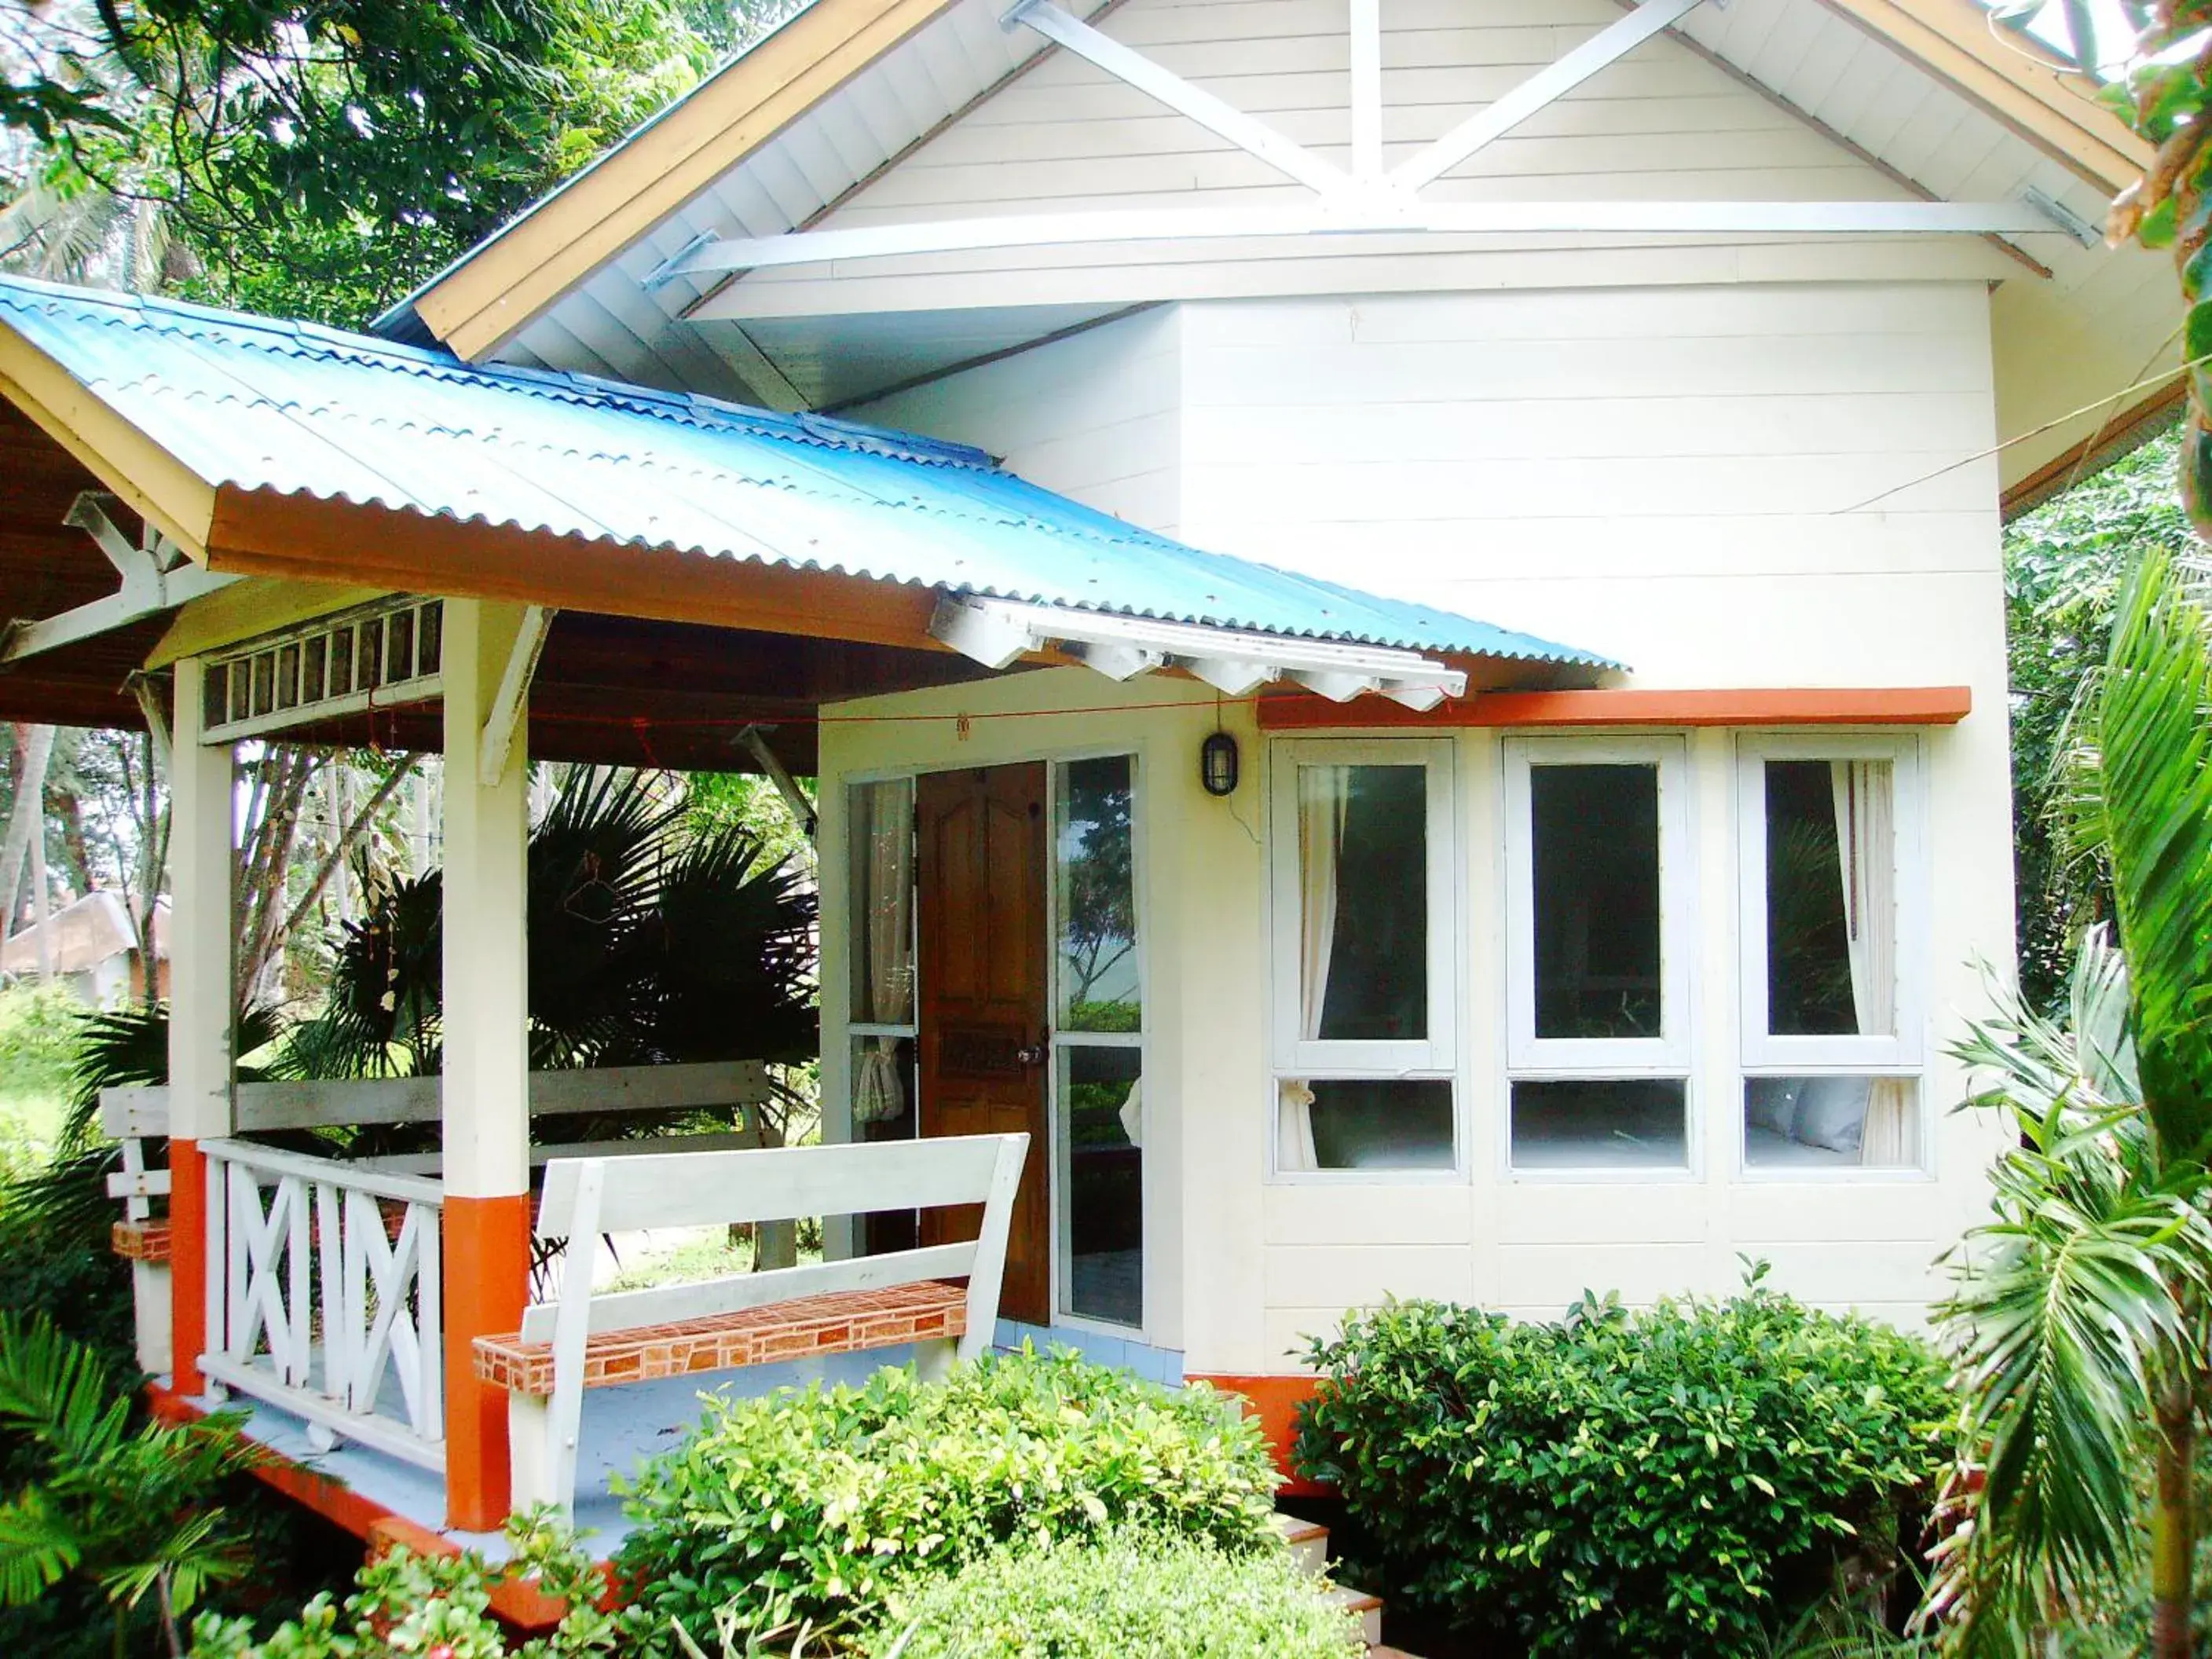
[1270,739,1456,1174]
[1504,738,1690,1170]
[1738,738,1924,1171]
[1054,756,1143,1326]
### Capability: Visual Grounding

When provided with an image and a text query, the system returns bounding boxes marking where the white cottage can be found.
[0,0,2173,1555]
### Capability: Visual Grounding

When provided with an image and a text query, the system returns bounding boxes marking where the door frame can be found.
[837,742,1155,1347]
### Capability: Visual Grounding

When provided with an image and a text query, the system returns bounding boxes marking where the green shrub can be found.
[614,1349,1280,1653]
[190,1511,621,1658]
[1295,1269,1949,1658]
[858,1531,1363,1659]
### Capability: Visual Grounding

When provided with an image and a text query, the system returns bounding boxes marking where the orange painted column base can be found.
[169,1138,207,1396]
[443,1193,533,1532]
[1188,1373,1329,1496]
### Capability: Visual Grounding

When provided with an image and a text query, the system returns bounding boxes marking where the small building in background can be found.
[0,891,169,1007]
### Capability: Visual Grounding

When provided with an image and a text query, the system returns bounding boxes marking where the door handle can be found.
[1016,1035,1050,1066]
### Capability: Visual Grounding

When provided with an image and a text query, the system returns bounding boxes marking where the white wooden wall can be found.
[734,0,2019,319]
[837,273,2016,1372]
[856,306,1184,537]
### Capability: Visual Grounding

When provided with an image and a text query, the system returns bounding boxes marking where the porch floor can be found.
[171,1345,925,1562]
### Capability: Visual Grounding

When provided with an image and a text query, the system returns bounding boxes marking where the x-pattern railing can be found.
[200,1139,446,1471]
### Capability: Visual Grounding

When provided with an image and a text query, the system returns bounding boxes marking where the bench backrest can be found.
[520,1132,1030,1346]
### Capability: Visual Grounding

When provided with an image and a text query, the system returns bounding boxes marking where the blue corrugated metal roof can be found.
[0,275,1610,668]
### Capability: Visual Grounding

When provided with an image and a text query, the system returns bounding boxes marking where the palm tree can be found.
[1924,547,2212,1657]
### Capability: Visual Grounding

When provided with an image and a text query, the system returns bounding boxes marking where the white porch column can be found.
[437,599,535,1529]
[167,657,233,1394]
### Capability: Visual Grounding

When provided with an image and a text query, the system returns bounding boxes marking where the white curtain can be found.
[1279,767,1347,1171]
[851,781,915,1126]
[1832,761,1911,1164]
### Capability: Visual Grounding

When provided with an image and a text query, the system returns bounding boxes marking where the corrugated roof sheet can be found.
[0,275,1609,666]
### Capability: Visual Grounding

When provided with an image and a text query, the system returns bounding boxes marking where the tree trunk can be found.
[2151,1373,2197,1659]
[0,723,56,954]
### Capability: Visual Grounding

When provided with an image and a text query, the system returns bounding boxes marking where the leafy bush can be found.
[0,1309,263,1657]
[1295,1269,1948,1657]
[614,1349,1280,1652]
[858,1531,1364,1659]
[190,1511,621,1658]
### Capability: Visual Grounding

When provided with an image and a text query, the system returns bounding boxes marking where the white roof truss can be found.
[651,0,2075,287]
[930,595,1470,709]
[0,493,240,665]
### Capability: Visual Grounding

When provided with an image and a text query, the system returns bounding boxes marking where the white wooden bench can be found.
[473,1132,1030,1517]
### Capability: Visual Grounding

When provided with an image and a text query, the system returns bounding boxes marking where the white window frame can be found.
[1734,734,1925,1073]
[1267,736,1459,1177]
[1503,734,1694,1075]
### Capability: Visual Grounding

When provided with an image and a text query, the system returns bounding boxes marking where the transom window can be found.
[1737,736,1925,1172]
[1504,737,1691,1171]
[1269,738,1456,1174]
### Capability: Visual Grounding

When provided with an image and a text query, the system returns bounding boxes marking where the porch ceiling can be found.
[0,402,162,731]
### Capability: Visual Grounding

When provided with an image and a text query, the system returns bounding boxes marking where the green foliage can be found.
[613,1350,1281,1653]
[279,767,816,1093]
[190,1510,622,1658]
[2003,431,2189,1012]
[857,1530,1364,1659]
[0,980,82,1122]
[1295,1273,1950,1657]
[1923,934,2212,1653]
[0,1309,262,1654]
[3,2,727,327]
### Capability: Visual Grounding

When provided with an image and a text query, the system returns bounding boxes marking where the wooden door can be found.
[917,764,1051,1325]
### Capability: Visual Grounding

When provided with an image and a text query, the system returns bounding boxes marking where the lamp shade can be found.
[1200,731,1240,797]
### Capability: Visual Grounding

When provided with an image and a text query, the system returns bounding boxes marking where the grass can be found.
[600,1229,826,1293]
[0,980,83,1175]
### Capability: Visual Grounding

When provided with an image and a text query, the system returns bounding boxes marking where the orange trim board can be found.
[1188,1374,1330,1496]
[1257,686,1973,731]
[170,1140,207,1397]
[441,1193,533,1533]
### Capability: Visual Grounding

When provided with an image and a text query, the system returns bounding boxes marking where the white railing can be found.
[199,1138,446,1471]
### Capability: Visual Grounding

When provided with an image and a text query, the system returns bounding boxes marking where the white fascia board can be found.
[672,199,2059,284]
[929,595,1470,704]
[1391,0,1709,193]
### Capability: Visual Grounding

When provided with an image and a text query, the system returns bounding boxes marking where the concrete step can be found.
[1269,1509,1331,1577]
[1324,1584,1384,1649]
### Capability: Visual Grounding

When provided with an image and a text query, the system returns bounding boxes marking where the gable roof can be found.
[387,0,2144,364]
[0,273,1606,668]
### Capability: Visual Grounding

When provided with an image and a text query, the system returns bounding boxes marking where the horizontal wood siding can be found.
[851,306,1182,533]
[1177,281,2004,684]
[727,0,2020,315]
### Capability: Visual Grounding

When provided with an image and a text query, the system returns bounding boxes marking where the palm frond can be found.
[0,1309,133,1472]
[2089,547,2212,1162]
[0,1488,82,1608]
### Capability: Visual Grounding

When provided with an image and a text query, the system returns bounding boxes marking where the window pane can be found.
[1061,1046,1142,1327]
[1765,760,1895,1038]
[1511,1079,1686,1169]
[1294,1078,1454,1170]
[1745,1075,1918,1169]
[1531,764,1662,1040]
[848,779,915,1027]
[1299,764,1428,1043]
[1059,756,1140,1033]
